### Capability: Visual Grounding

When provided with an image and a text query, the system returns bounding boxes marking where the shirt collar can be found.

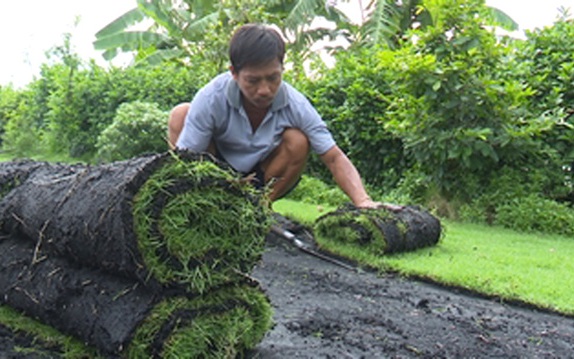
[226,75,288,112]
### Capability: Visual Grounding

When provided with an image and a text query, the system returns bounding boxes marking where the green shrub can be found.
[517,14,574,114]
[299,48,407,191]
[4,39,207,161]
[2,113,40,158]
[42,62,204,160]
[95,101,168,163]
[1,69,60,156]
[495,195,574,236]
[0,87,50,158]
[285,175,348,206]
[458,167,574,235]
[458,166,563,225]
[285,174,415,209]
[0,85,20,144]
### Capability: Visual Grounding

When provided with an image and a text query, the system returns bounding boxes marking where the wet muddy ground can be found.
[250,233,574,358]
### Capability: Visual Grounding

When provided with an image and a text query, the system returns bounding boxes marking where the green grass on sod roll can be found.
[132,157,272,292]
[128,284,273,358]
[314,204,442,255]
[0,305,101,359]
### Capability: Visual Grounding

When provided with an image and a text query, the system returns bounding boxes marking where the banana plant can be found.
[93,0,351,69]
[266,0,352,70]
[93,0,518,68]
[93,0,219,65]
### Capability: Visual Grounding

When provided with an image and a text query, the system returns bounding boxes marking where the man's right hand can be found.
[380,203,404,212]
[355,199,403,212]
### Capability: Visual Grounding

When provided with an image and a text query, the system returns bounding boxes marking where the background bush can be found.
[299,48,407,191]
[513,16,574,203]
[95,101,168,163]
[1,60,206,161]
[494,195,574,236]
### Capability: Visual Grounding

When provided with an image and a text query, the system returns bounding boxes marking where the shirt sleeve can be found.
[290,92,336,155]
[175,88,214,151]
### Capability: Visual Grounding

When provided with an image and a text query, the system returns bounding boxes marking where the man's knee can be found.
[168,103,189,149]
[281,128,310,159]
[261,128,309,175]
[262,128,309,200]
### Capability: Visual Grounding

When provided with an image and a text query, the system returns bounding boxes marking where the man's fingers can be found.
[381,203,404,212]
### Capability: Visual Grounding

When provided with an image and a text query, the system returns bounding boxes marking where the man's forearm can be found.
[321,146,372,206]
[332,156,371,205]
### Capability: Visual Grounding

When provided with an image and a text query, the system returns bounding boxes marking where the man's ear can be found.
[229,66,238,79]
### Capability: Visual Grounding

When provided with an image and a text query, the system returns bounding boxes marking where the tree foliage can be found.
[301,0,567,213]
[1,34,207,160]
[93,0,351,73]
[94,0,220,66]
[513,13,574,203]
[346,0,517,49]
[0,87,41,157]
[380,0,553,201]
[300,47,407,190]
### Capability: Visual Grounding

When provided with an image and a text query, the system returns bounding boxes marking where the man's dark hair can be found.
[229,24,285,73]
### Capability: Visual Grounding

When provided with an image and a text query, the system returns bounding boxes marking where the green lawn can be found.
[273,199,574,315]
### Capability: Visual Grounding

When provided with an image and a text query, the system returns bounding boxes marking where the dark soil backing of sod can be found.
[0,236,157,355]
[0,236,272,357]
[0,151,270,292]
[0,322,66,359]
[314,204,442,254]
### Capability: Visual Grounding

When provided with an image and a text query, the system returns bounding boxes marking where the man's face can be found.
[232,58,283,110]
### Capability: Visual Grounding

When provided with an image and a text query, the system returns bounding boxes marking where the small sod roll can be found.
[314,204,442,254]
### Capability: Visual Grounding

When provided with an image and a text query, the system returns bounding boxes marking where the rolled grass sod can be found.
[0,151,271,292]
[132,154,270,293]
[314,204,442,255]
[0,151,274,357]
[0,236,272,357]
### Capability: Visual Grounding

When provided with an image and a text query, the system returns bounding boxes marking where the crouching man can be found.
[169,23,400,210]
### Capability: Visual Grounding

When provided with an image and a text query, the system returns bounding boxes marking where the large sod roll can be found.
[0,236,272,358]
[0,151,271,293]
[313,204,442,254]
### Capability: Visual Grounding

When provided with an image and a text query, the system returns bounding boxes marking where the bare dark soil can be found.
[250,231,574,358]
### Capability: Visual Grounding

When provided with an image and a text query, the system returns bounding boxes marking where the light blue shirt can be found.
[176,72,336,173]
